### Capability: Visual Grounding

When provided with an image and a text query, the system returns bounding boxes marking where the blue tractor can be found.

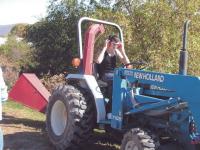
[46,17,200,150]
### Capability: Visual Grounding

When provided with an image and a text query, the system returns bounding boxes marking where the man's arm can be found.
[116,49,133,69]
[115,49,130,64]
[96,40,109,64]
[96,47,107,64]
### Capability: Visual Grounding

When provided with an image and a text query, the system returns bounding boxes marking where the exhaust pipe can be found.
[179,20,190,75]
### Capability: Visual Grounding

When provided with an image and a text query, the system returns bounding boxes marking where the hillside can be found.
[0,24,14,37]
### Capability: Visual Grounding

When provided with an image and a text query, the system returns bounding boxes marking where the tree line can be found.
[2,0,200,76]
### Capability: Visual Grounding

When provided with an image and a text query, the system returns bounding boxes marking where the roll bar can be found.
[77,17,124,59]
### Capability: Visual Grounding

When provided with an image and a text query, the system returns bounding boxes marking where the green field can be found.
[3,100,45,121]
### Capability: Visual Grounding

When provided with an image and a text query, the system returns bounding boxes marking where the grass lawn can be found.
[3,100,45,121]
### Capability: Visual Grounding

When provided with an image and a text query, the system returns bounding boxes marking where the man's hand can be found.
[118,43,125,53]
[104,39,109,49]
[126,64,133,69]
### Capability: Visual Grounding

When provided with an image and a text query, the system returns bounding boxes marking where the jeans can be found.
[101,72,114,112]
[0,127,3,150]
[102,72,114,81]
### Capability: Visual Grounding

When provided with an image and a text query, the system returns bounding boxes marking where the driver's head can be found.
[108,35,121,49]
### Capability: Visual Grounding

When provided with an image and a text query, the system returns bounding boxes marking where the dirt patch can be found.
[1,108,120,150]
[1,113,54,150]
[1,101,179,150]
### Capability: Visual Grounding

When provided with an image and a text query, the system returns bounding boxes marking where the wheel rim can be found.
[51,100,67,136]
[125,141,139,150]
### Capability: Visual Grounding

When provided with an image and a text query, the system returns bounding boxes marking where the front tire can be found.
[46,85,95,150]
[121,128,157,150]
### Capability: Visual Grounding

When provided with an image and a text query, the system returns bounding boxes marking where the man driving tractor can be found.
[96,35,131,112]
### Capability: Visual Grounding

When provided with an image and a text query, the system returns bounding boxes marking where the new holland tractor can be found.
[43,17,200,150]
[9,17,200,150]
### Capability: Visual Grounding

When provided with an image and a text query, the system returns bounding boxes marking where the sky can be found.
[0,0,49,25]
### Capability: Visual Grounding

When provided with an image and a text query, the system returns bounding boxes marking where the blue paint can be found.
[110,67,200,146]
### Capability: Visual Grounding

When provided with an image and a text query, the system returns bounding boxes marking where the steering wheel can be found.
[123,60,147,69]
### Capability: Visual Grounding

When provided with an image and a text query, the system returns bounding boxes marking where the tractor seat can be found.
[97,79,108,88]
[93,63,108,88]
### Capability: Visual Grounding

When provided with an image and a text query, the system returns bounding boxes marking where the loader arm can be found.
[111,68,200,144]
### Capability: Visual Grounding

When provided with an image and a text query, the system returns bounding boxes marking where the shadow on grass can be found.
[1,114,120,150]
[1,114,45,131]
[3,130,120,150]
[88,131,120,150]
[4,131,54,150]
[1,114,187,150]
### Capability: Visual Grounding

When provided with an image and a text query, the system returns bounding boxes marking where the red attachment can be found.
[9,73,50,113]
[83,24,105,75]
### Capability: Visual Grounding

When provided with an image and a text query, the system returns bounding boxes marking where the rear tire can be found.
[46,85,95,150]
[121,128,157,150]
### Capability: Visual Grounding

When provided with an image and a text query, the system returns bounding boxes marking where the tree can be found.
[26,0,200,76]
[10,24,29,38]
[26,0,89,75]
[112,0,200,75]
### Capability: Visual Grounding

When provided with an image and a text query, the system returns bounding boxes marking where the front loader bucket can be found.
[9,73,50,113]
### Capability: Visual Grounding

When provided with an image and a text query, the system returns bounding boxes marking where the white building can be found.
[0,37,7,46]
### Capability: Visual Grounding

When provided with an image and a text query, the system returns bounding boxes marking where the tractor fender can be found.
[66,74,106,123]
